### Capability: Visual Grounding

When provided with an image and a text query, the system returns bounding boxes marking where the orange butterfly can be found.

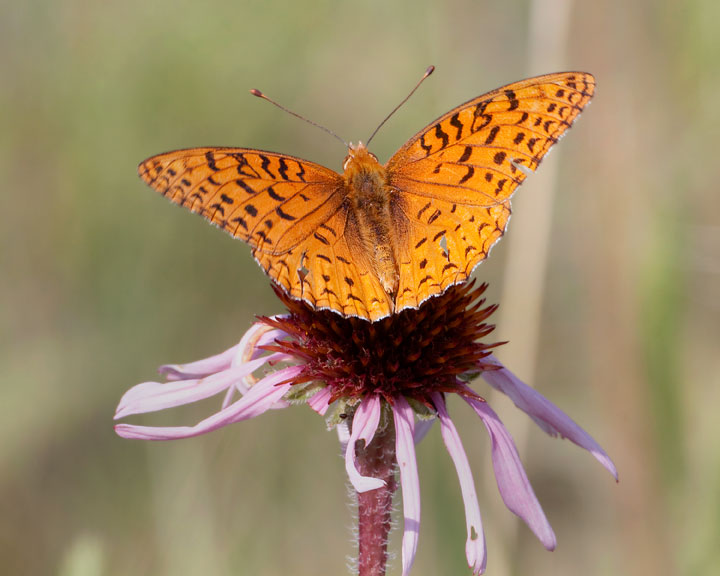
[139,71,594,321]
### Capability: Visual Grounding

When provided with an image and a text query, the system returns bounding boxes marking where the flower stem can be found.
[355,418,397,576]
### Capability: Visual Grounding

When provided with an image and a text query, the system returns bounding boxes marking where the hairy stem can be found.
[355,419,397,576]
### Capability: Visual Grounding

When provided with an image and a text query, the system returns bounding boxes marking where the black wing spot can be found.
[493,151,506,165]
[245,204,258,217]
[256,230,272,244]
[337,255,351,265]
[419,258,427,269]
[434,123,450,149]
[205,151,220,171]
[276,206,295,221]
[415,237,427,249]
[344,276,354,287]
[418,275,432,288]
[316,254,332,263]
[232,217,248,231]
[458,146,472,163]
[427,209,441,225]
[259,155,275,178]
[484,125,500,145]
[268,186,286,202]
[513,132,525,145]
[319,223,337,237]
[278,158,289,180]
[459,166,475,184]
[235,179,255,195]
[220,193,234,204]
[313,231,330,245]
[416,201,432,220]
[472,114,492,132]
[474,100,490,117]
[449,112,463,140]
[420,133,432,156]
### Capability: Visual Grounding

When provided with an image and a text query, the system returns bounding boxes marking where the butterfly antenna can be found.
[366,65,435,147]
[250,89,348,148]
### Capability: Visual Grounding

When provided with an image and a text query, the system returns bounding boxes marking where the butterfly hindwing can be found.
[392,194,511,311]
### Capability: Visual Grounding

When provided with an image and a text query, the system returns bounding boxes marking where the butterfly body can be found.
[139,72,595,322]
[343,143,400,300]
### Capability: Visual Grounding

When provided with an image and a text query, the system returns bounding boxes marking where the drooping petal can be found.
[307,386,333,416]
[432,393,486,574]
[114,365,303,441]
[393,395,420,576]
[232,322,289,367]
[159,343,240,381]
[463,395,556,550]
[116,355,281,419]
[345,395,385,493]
[481,355,618,480]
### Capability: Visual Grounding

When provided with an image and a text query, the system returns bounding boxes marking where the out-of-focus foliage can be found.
[1,1,719,575]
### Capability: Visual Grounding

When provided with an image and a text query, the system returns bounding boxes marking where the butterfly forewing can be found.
[386,72,594,306]
[138,147,344,254]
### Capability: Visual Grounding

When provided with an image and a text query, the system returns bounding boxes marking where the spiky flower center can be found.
[262,281,502,408]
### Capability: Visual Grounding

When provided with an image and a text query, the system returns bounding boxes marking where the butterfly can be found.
[139,71,594,322]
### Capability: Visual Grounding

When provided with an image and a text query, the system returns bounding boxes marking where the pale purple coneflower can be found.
[115,281,617,575]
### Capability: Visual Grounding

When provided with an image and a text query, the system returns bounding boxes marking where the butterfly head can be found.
[343,142,379,172]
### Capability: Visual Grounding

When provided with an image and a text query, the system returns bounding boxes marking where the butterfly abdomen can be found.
[344,144,399,300]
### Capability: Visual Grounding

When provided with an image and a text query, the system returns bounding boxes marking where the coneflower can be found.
[115,281,616,575]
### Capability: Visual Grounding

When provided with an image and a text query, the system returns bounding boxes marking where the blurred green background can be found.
[2,0,719,575]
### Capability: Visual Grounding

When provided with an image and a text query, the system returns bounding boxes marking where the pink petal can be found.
[393,395,420,576]
[159,343,240,381]
[307,387,333,416]
[114,365,302,441]
[432,393,486,574]
[464,395,556,550]
[222,350,295,409]
[232,323,288,366]
[481,355,618,480]
[345,395,385,493]
[115,355,280,419]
